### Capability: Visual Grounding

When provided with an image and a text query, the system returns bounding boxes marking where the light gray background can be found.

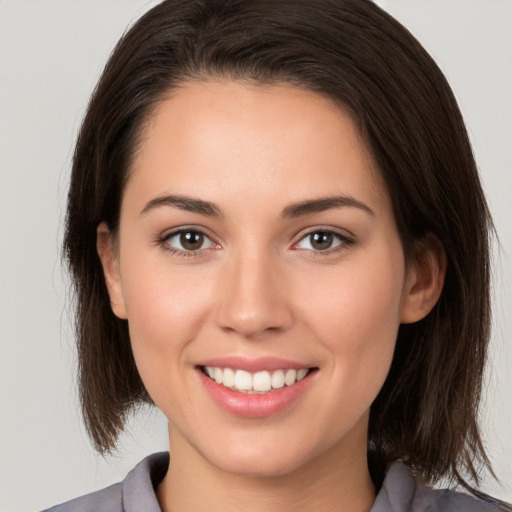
[0,1,510,511]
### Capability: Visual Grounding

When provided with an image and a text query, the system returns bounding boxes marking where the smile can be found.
[202,366,310,394]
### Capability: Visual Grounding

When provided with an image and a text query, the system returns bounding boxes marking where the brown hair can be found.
[64,0,495,491]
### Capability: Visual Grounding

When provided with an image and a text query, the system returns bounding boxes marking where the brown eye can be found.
[296,230,348,252]
[164,229,215,252]
[180,231,204,250]
[310,232,334,250]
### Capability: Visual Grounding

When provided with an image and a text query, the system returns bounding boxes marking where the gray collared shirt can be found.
[42,452,504,511]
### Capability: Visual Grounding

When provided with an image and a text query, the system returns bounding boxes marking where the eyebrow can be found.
[281,196,375,219]
[140,194,223,217]
[140,193,374,219]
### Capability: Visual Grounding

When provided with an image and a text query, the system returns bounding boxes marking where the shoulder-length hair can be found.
[64,0,494,490]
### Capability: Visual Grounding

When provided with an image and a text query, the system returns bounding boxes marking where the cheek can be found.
[119,254,215,377]
[298,252,405,398]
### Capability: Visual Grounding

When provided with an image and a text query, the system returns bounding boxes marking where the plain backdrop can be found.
[0,1,511,510]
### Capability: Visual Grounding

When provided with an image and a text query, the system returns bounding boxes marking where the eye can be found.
[162,229,217,253]
[295,230,352,252]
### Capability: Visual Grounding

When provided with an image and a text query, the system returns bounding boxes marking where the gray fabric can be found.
[42,452,503,511]
[41,481,122,512]
[373,462,502,512]
[41,453,167,512]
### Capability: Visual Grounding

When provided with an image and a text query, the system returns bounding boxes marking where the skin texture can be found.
[97,81,445,512]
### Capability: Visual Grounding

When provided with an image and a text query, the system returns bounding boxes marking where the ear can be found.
[96,222,127,319]
[400,235,447,324]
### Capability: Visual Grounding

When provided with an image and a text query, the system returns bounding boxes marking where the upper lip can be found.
[196,356,314,373]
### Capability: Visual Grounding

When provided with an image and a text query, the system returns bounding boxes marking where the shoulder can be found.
[40,452,169,512]
[372,462,509,512]
[429,488,509,512]
[41,482,122,512]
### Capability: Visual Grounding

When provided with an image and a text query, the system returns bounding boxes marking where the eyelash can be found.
[157,227,355,258]
[157,227,218,257]
[292,228,355,257]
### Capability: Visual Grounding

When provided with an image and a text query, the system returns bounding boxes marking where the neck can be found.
[157,425,376,512]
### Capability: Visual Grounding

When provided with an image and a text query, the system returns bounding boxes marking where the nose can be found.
[214,251,294,339]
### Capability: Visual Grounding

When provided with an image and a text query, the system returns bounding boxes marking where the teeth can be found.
[223,367,235,387]
[234,370,252,390]
[253,371,272,392]
[284,369,297,386]
[203,366,310,393]
[271,369,285,389]
[297,368,308,381]
[214,367,223,384]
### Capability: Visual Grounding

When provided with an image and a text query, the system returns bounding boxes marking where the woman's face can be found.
[100,81,425,477]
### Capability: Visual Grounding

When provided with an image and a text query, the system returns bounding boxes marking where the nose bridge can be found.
[214,244,292,338]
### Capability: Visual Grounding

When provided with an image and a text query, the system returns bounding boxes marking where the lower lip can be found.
[197,368,315,418]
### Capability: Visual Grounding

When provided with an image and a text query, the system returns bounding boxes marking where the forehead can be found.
[126,80,387,216]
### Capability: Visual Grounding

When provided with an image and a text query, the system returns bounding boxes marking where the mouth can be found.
[200,366,316,394]
[197,359,318,417]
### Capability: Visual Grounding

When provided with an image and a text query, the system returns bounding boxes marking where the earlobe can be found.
[400,236,447,324]
[96,222,128,319]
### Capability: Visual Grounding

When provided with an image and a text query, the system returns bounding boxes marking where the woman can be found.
[45,0,510,510]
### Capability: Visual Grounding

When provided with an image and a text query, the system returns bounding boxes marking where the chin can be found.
[201,434,320,479]
[214,452,306,479]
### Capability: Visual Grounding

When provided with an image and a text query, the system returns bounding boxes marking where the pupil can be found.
[180,231,203,250]
[311,232,333,250]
